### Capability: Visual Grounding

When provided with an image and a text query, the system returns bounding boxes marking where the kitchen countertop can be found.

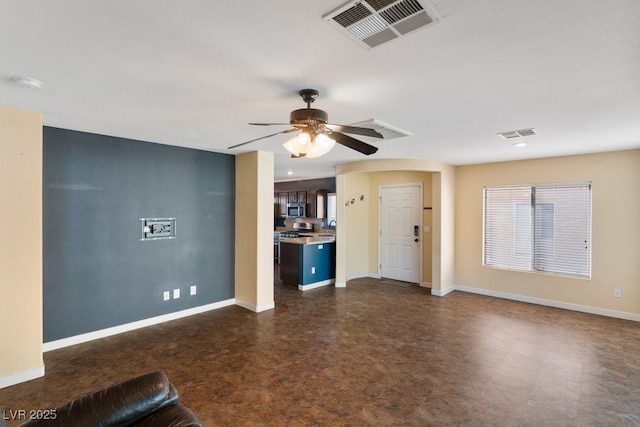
[278,235,336,245]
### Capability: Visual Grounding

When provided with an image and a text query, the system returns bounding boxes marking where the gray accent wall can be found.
[43,127,235,342]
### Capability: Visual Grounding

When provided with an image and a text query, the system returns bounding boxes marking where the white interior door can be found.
[380,185,421,283]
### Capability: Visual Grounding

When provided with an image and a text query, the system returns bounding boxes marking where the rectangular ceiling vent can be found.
[324,0,441,49]
[349,119,412,143]
[498,128,537,139]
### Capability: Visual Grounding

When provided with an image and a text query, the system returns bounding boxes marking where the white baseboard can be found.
[43,299,236,352]
[451,285,640,322]
[0,365,44,389]
[346,273,377,282]
[325,272,377,288]
[235,300,275,313]
[298,279,334,292]
[430,286,456,297]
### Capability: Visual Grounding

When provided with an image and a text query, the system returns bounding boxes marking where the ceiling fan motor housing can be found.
[290,108,329,125]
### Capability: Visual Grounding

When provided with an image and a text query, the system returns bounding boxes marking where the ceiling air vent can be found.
[498,128,537,139]
[349,119,412,144]
[324,0,441,49]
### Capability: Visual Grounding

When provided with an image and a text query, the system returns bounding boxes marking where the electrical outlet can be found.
[173,288,180,299]
[311,266,316,274]
[190,285,197,296]
[163,291,170,301]
[614,289,622,298]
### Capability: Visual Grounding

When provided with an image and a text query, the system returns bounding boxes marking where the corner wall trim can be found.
[0,365,45,389]
[431,286,456,297]
[299,279,335,292]
[235,300,275,313]
[346,273,376,282]
[43,299,236,352]
[452,285,640,322]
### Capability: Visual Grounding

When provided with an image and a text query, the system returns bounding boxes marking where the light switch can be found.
[173,288,180,299]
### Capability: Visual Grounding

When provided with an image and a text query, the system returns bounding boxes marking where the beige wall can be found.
[235,151,274,312]
[339,172,371,281]
[455,149,640,317]
[335,174,347,286]
[0,107,44,388]
[434,170,456,293]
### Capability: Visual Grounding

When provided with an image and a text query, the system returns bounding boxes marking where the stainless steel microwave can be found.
[287,203,306,218]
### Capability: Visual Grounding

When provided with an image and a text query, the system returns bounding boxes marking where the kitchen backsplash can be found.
[281,217,328,230]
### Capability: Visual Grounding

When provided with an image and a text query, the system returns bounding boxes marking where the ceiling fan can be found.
[228,89,383,158]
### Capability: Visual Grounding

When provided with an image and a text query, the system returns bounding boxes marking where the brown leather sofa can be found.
[20,371,202,427]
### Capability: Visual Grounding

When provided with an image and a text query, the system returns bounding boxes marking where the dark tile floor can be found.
[1,276,639,426]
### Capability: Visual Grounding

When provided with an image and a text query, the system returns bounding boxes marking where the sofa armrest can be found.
[131,405,203,427]
[21,371,178,427]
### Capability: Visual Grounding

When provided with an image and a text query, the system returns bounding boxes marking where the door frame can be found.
[378,183,423,284]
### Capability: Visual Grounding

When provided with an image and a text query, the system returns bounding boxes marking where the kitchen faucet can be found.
[328,220,337,228]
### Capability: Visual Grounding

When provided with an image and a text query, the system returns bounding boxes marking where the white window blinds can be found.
[483,183,591,278]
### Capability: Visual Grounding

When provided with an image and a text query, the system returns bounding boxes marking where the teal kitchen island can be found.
[279,236,336,291]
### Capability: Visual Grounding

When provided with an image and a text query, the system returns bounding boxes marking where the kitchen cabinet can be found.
[307,190,316,218]
[276,192,288,217]
[280,240,336,291]
[274,193,278,216]
[315,189,327,218]
[274,188,329,218]
[287,190,307,205]
[297,191,307,204]
[307,189,327,218]
[275,190,309,216]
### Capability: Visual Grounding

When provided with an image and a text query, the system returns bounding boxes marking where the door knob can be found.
[414,238,419,242]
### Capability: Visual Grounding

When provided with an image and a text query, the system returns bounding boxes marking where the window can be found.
[483,183,591,278]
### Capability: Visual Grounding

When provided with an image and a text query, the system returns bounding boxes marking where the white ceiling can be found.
[2,0,639,181]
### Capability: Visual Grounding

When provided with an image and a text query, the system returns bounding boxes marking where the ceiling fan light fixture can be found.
[283,138,302,157]
[283,132,336,158]
[306,134,336,158]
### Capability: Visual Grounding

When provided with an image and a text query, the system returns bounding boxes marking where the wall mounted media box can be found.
[140,218,176,241]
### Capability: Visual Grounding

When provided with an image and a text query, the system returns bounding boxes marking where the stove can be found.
[279,231,299,238]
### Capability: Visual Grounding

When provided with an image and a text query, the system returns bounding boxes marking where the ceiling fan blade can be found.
[329,132,379,155]
[325,124,383,138]
[228,128,299,150]
[249,123,291,126]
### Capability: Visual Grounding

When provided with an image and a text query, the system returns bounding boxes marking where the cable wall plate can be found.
[140,218,176,241]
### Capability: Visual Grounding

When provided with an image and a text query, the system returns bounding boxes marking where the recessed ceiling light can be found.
[512,141,527,148]
[13,76,42,89]
[287,171,293,175]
